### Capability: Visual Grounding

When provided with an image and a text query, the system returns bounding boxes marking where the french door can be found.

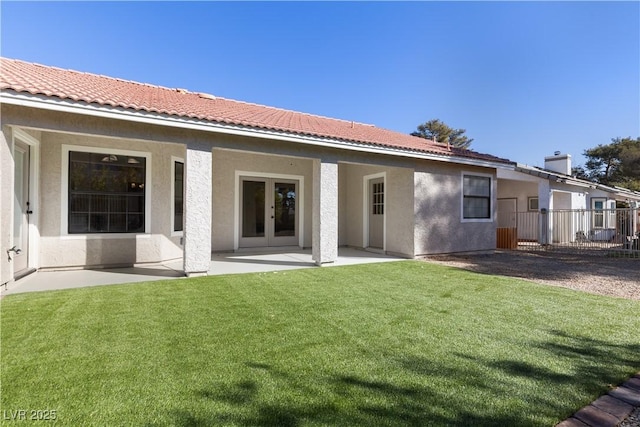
[240,177,298,248]
[13,141,30,276]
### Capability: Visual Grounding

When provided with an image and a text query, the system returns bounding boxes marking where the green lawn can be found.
[1,261,638,426]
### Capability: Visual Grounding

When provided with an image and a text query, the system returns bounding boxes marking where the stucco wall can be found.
[497,179,538,212]
[385,167,415,257]
[341,163,414,257]
[38,131,184,268]
[414,163,497,255]
[343,164,367,247]
[211,149,314,251]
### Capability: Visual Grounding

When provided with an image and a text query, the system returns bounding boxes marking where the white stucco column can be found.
[538,180,552,245]
[183,143,212,277]
[312,159,338,265]
[537,180,552,211]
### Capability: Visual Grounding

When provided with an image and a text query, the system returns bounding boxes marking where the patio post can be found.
[312,158,338,265]
[538,181,552,245]
[183,142,212,277]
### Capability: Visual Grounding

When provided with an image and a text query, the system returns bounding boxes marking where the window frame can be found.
[461,172,494,223]
[371,181,384,216]
[591,197,616,229]
[171,156,184,236]
[528,197,539,211]
[61,145,151,236]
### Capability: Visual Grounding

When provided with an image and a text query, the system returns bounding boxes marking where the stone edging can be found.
[557,374,640,427]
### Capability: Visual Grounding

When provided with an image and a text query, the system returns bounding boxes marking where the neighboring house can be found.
[497,152,640,244]
[1,57,516,284]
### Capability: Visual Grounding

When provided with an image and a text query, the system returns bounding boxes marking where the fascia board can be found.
[515,164,592,189]
[515,164,640,199]
[497,167,543,182]
[1,91,513,170]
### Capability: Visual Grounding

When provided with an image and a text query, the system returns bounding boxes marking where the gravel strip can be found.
[422,251,640,300]
[619,406,640,427]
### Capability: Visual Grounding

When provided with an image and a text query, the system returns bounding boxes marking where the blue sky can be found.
[2,1,638,168]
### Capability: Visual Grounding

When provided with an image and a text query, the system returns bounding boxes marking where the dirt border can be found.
[422,251,640,301]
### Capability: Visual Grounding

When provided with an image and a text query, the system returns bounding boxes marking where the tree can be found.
[411,119,473,149]
[575,137,640,191]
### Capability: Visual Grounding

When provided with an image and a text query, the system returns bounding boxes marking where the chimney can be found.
[544,152,572,175]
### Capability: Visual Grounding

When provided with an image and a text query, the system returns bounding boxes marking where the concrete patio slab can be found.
[208,248,400,275]
[1,248,403,296]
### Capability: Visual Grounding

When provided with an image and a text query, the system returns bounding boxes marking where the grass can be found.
[1,260,639,426]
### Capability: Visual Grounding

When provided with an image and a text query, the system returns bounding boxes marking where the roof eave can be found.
[514,163,640,200]
[1,90,513,170]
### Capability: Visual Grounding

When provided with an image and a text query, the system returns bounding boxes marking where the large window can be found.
[463,174,491,220]
[68,151,146,233]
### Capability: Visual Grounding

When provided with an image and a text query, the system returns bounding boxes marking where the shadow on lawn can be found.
[165,331,639,427]
[535,330,640,387]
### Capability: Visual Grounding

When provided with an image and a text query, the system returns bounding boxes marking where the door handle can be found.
[26,210,33,214]
[6,246,21,262]
[271,216,274,219]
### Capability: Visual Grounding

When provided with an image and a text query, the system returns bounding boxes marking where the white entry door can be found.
[13,141,30,276]
[240,178,298,248]
[368,178,384,249]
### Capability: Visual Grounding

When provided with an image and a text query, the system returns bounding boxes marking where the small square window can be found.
[463,175,491,220]
[528,197,539,211]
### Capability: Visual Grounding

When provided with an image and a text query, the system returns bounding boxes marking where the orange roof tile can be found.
[0,58,511,164]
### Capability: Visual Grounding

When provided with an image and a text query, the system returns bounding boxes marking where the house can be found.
[1,57,518,284]
[497,152,640,245]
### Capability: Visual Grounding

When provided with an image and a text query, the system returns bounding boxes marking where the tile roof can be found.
[0,57,511,164]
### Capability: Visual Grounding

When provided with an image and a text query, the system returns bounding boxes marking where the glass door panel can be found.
[241,180,266,239]
[273,182,296,237]
[13,149,24,249]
